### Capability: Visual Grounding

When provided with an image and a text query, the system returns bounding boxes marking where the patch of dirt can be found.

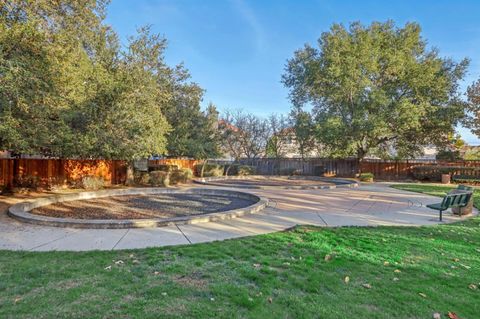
[31,194,255,220]
[173,274,208,289]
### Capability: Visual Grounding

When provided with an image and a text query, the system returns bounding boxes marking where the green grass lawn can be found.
[1,184,480,318]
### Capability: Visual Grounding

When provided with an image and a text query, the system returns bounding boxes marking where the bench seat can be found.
[426,186,472,221]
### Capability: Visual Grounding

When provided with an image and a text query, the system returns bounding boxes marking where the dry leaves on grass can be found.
[448,312,461,319]
[253,263,261,269]
[468,284,477,290]
[324,254,333,261]
[362,283,372,289]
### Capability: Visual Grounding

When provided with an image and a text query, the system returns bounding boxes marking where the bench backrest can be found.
[441,192,471,210]
[457,185,474,192]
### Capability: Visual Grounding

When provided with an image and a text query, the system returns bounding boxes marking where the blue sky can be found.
[106,0,480,144]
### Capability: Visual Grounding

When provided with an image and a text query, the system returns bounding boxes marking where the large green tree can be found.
[282,21,469,159]
[69,26,171,160]
[0,0,108,156]
[1,1,216,161]
[465,79,480,137]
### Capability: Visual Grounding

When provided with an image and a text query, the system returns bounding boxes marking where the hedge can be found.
[226,164,256,176]
[412,166,480,181]
[194,163,224,177]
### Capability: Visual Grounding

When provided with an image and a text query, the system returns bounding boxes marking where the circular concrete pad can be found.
[8,188,268,229]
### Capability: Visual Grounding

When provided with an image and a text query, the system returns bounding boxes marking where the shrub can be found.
[81,175,105,190]
[313,165,326,176]
[46,176,67,191]
[149,171,170,187]
[412,166,480,181]
[359,172,374,182]
[280,168,302,176]
[134,171,150,185]
[227,164,256,176]
[170,168,193,184]
[237,165,256,176]
[148,164,178,172]
[182,168,193,180]
[15,174,40,189]
[0,185,9,194]
[436,149,461,161]
[194,163,224,177]
[452,175,480,185]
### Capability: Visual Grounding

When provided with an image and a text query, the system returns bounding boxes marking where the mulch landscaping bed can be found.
[31,194,254,220]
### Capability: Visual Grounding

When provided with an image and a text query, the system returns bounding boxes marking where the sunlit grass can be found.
[0,184,479,318]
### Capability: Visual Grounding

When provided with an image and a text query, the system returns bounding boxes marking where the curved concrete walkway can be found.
[0,183,476,251]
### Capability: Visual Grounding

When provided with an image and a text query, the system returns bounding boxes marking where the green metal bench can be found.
[426,190,472,221]
[457,184,474,192]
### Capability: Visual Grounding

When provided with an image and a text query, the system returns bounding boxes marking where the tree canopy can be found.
[0,0,218,160]
[282,21,469,159]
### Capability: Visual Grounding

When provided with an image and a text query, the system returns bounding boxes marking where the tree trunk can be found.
[200,159,208,178]
[225,163,233,176]
[356,147,367,176]
[125,160,135,186]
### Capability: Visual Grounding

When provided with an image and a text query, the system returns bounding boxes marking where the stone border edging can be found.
[8,187,268,229]
[193,175,359,190]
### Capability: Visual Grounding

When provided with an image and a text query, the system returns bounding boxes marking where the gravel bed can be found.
[31,194,255,220]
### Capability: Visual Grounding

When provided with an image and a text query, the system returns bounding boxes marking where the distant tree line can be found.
[3,3,480,163]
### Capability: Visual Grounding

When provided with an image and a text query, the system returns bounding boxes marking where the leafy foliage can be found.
[465,79,480,137]
[265,114,290,158]
[463,148,480,160]
[412,165,480,181]
[359,172,374,181]
[0,1,216,160]
[194,163,224,177]
[283,21,468,159]
[291,110,316,159]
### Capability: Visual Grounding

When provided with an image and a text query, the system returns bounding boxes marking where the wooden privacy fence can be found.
[148,158,201,171]
[233,158,480,180]
[359,159,480,180]
[0,159,127,188]
[4,157,480,188]
[237,158,359,177]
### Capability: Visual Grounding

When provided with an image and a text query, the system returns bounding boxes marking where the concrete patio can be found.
[0,183,476,251]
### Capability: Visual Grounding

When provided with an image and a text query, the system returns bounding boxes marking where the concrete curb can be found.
[8,187,268,229]
[194,175,359,190]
